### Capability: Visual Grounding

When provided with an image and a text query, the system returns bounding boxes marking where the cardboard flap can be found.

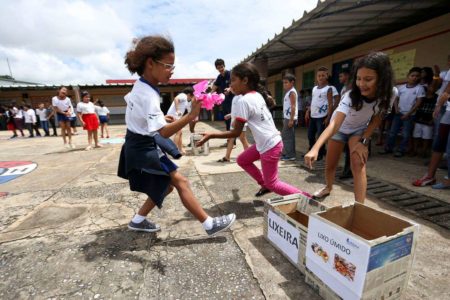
[317,203,413,240]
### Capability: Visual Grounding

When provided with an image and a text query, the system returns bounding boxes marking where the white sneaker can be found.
[64,143,70,149]
[70,143,76,149]
[85,145,93,151]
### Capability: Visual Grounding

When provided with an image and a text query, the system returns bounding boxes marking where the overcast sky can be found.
[0,0,317,85]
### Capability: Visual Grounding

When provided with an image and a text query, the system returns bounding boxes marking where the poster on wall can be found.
[389,49,416,80]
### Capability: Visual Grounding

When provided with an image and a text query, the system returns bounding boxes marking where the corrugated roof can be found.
[242,0,450,75]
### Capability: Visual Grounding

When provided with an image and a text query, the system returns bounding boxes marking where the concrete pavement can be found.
[0,122,449,299]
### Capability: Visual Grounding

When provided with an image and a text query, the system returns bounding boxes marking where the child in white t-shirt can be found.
[198,62,311,198]
[23,105,41,137]
[118,35,235,236]
[95,100,111,138]
[305,52,395,203]
[165,88,193,155]
[380,67,425,157]
[305,66,339,160]
[77,91,101,150]
[280,74,298,161]
[52,86,74,148]
[36,103,49,136]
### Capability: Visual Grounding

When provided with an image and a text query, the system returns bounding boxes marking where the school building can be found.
[0,79,212,125]
[243,0,450,115]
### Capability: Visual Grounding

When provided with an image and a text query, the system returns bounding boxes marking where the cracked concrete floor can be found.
[0,123,449,300]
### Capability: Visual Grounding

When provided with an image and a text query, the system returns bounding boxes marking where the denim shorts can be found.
[331,129,365,143]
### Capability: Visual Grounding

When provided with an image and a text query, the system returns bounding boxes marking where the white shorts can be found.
[413,123,433,139]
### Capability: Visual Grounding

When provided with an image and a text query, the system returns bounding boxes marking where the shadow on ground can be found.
[248,235,320,299]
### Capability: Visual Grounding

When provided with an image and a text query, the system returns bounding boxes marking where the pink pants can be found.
[236,141,311,197]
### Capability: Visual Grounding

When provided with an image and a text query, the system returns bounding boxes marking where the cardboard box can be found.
[263,193,328,274]
[306,203,419,300]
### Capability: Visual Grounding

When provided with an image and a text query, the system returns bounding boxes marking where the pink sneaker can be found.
[412,175,436,187]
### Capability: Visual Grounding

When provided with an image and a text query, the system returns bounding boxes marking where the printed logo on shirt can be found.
[318,104,328,114]
[0,161,37,184]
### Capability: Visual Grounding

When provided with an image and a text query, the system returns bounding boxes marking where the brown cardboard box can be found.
[263,193,328,274]
[306,203,419,300]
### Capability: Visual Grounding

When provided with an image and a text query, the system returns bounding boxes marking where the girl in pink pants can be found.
[198,62,311,198]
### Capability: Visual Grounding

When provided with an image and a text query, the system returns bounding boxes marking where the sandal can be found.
[313,187,331,200]
[255,188,271,197]
[217,157,230,163]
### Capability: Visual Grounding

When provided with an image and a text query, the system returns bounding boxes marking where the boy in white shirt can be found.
[23,105,41,138]
[36,103,49,136]
[305,66,339,160]
[381,67,425,157]
[281,74,298,161]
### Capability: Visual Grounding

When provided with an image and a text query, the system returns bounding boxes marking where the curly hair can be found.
[124,35,174,76]
[349,52,394,113]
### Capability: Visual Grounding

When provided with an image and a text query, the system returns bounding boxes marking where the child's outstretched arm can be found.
[158,97,201,138]
[304,112,345,169]
[196,120,244,147]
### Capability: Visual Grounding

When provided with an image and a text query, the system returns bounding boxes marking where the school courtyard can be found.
[0,122,449,299]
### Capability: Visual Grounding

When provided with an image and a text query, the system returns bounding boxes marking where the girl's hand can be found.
[196,133,211,147]
[304,149,318,169]
[224,114,231,120]
[288,120,294,128]
[165,115,175,123]
[352,142,369,165]
[400,114,409,120]
[188,97,202,120]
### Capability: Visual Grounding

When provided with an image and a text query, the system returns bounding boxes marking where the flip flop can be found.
[255,188,271,197]
[312,187,331,200]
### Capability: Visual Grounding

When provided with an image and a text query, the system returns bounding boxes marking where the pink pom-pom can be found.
[192,80,225,110]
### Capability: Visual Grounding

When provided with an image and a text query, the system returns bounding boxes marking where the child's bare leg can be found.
[170,171,208,222]
[224,138,234,160]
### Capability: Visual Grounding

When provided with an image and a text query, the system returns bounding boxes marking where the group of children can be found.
[6,87,112,150]
[118,35,450,237]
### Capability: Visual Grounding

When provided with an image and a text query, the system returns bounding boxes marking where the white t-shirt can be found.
[24,109,36,124]
[13,107,23,119]
[76,101,96,114]
[233,92,281,154]
[334,88,397,134]
[36,108,47,121]
[283,87,298,120]
[443,71,450,112]
[124,78,166,136]
[166,93,188,118]
[52,96,72,113]
[397,84,425,114]
[95,106,110,116]
[310,85,339,118]
[436,70,449,98]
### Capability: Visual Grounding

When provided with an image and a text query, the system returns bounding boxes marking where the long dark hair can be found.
[349,52,394,113]
[231,62,270,103]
